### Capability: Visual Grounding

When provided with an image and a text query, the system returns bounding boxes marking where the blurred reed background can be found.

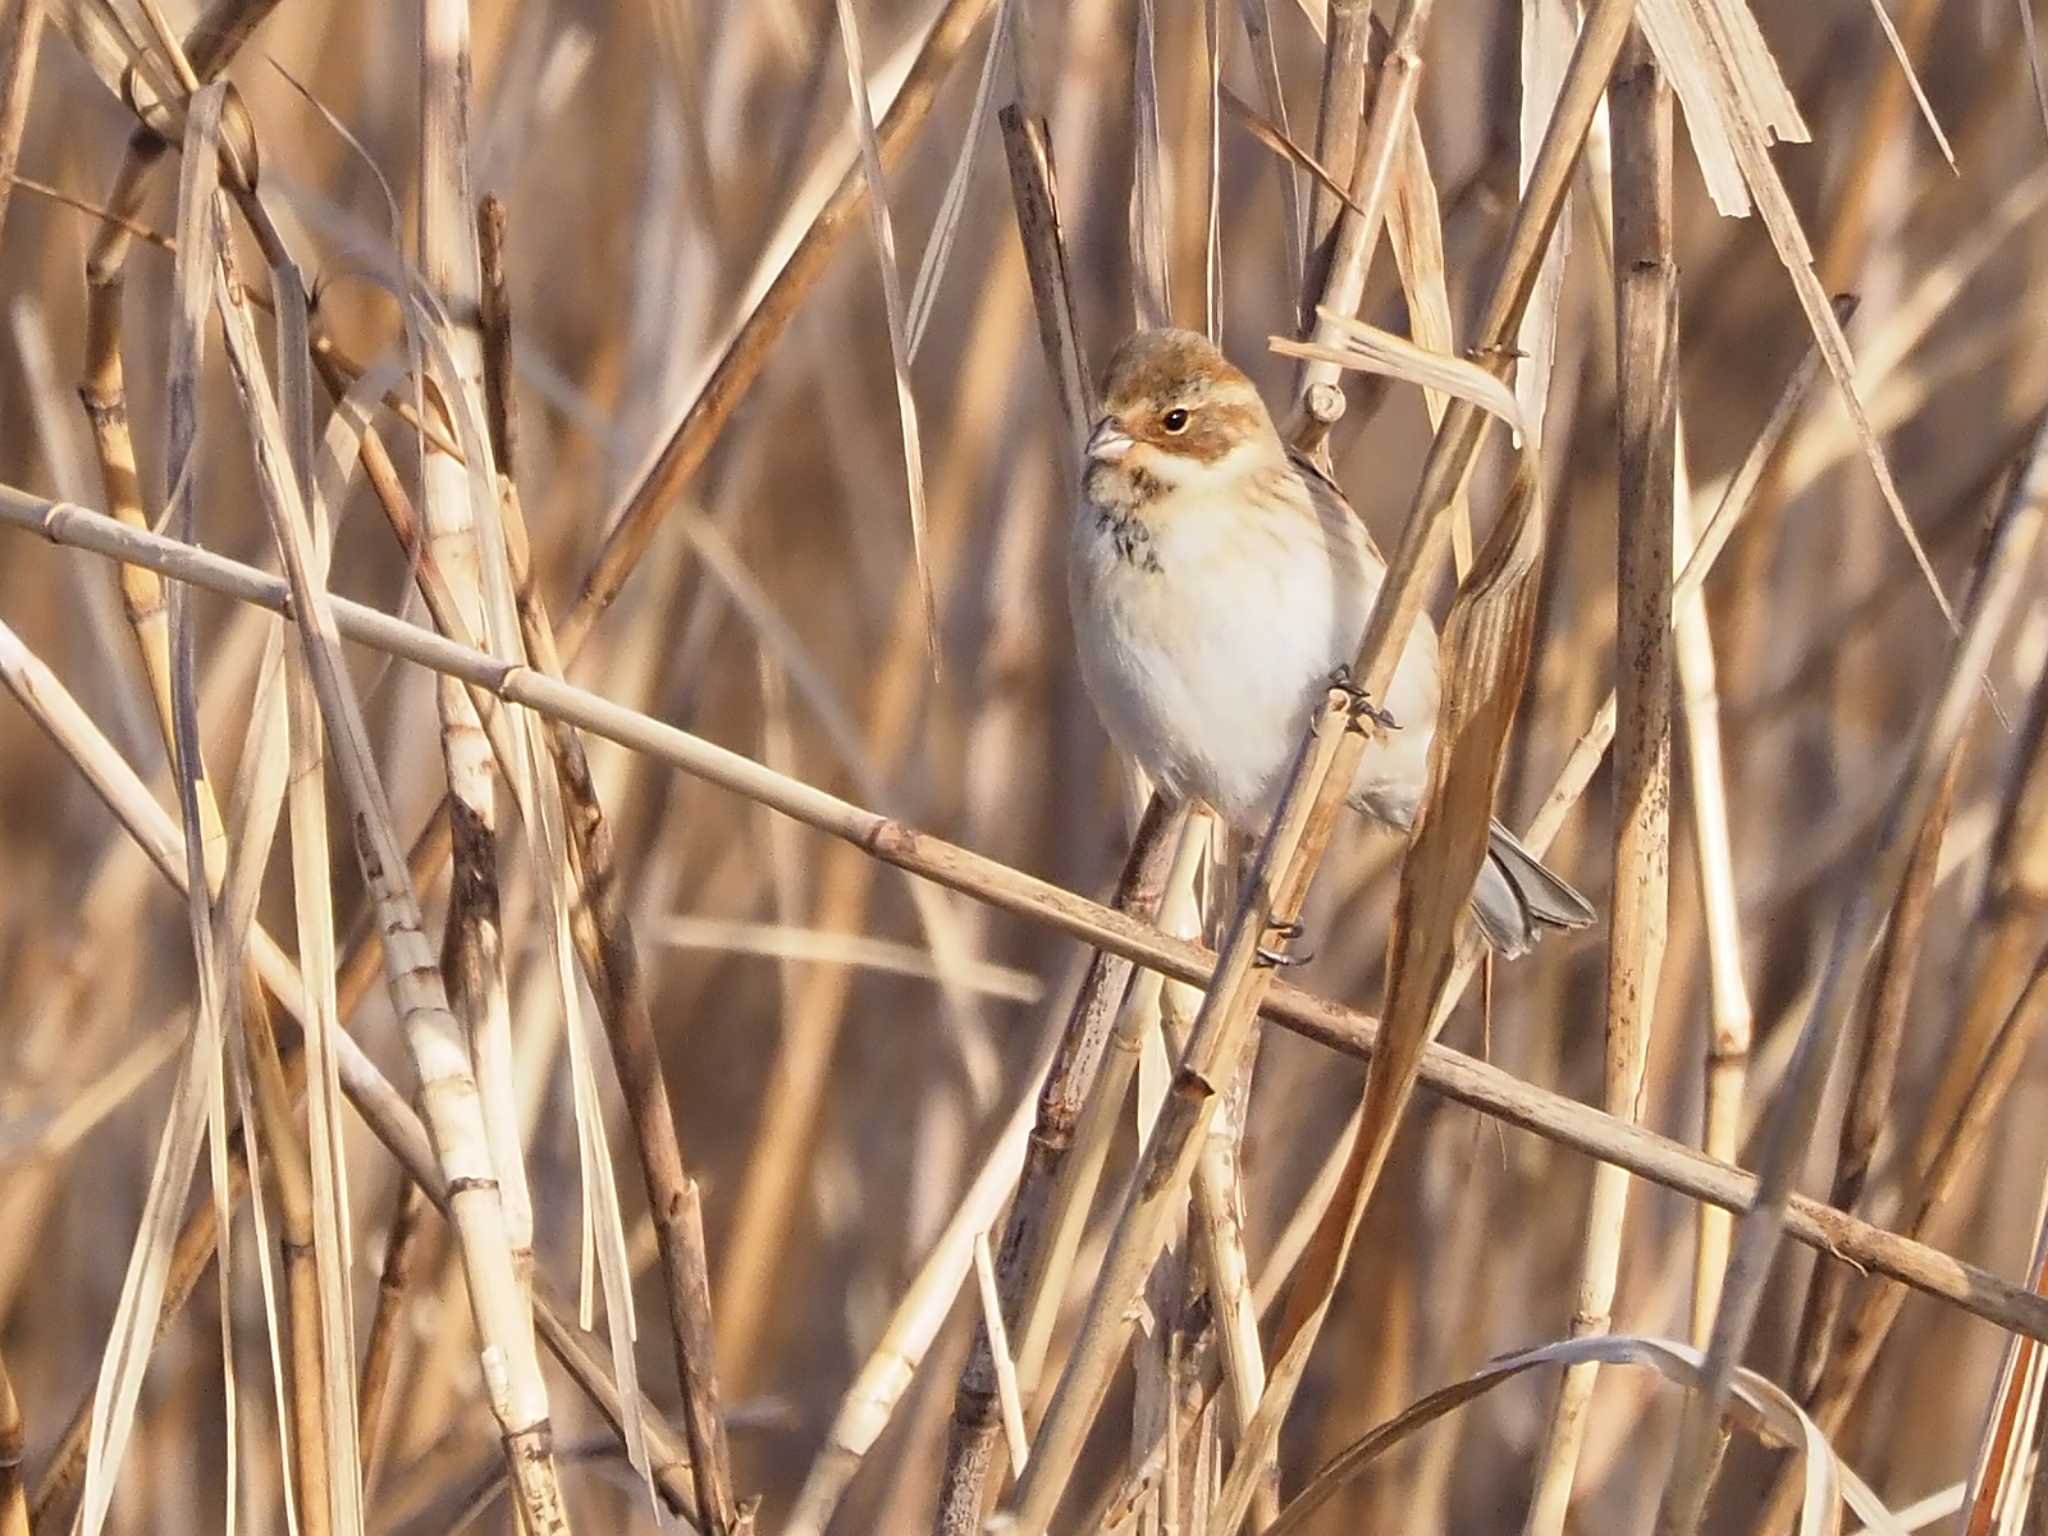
[4,0,2048,1532]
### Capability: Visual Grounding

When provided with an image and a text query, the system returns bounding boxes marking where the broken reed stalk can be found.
[478,192,746,1536]
[1290,0,1433,441]
[929,796,1184,1534]
[16,485,2048,1350]
[1657,412,2048,1536]
[1521,30,1675,1535]
[1299,0,1370,334]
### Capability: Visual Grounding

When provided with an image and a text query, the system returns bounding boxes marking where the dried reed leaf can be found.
[1272,311,1525,435]
[1131,0,1172,330]
[905,0,1008,359]
[1218,80,1364,222]
[830,0,940,666]
[1263,1334,1907,1536]
[1515,0,1576,448]
[1655,0,1955,629]
[1235,0,1306,295]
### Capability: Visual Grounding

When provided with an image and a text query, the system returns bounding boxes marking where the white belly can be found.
[1069,499,1439,832]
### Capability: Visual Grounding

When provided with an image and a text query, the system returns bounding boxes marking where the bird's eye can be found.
[1161,407,1190,433]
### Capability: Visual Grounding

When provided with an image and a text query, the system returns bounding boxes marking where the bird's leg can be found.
[1255,917,1311,968]
[1328,664,1398,732]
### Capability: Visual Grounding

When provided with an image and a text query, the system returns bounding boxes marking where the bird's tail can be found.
[1469,819,1596,959]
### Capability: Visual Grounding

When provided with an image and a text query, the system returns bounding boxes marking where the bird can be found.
[1067,325,1593,958]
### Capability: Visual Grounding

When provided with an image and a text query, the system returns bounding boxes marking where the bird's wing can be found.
[1284,445,1388,567]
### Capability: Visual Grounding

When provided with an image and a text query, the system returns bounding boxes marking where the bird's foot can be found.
[1329,665,1398,732]
[1254,917,1312,969]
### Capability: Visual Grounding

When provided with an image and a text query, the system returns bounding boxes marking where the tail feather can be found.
[1469,819,1596,959]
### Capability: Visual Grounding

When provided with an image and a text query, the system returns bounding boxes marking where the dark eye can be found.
[1161,407,1190,433]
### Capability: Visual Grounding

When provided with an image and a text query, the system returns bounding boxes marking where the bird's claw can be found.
[1255,917,1311,968]
[1329,665,1398,733]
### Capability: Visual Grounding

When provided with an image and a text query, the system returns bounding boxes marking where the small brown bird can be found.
[1068,326,1592,957]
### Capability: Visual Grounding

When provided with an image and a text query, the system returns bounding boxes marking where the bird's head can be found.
[1083,328,1282,509]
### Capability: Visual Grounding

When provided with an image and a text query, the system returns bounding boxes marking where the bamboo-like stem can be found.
[1290,0,1431,439]
[210,215,571,1535]
[418,0,531,1302]
[1656,416,2048,1536]
[477,191,745,1534]
[1521,31,1674,1535]
[11,487,2048,1347]
[357,1180,427,1503]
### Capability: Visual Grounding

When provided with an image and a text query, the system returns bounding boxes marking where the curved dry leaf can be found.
[1271,312,1525,438]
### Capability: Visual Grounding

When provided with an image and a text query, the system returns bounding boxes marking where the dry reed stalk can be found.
[209,213,571,1535]
[1674,439,1753,1345]
[1752,621,2048,1532]
[357,1179,427,1502]
[1291,0,1435,442]
[787,1062,1043,1535]
[1521,31,1675,1534]
[1658,416,2048,1535]
[558,0,998,658]
[478,192,745,1535]
[1787,740,1965,1402]
[418,0,532,1306]
[17,486,2048,1347]
[0,0,45,254]
[0,1348,22,1536]
[0,607,710,1529]
[1754,946,2048,1536]
[1300,0,1369,331]
[929,796,1184,1534]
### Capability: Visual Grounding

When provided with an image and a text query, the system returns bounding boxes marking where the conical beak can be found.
[1085,416,1135,462]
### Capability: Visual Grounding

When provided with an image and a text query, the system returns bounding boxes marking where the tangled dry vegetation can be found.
[4,0,2048,1531]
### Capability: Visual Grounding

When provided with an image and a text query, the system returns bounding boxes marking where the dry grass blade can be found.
[1211,456,1548,1536]
[1234,0,1305,295]
[1515,0,1576,449]
[1659,416,2048,1536]
[1129,0,1172,329]
[1264,1334,1907,1536]
[561,0,995,656]
[0,594,710,1530]
[829,0,939,664]
[904,0,1009,360]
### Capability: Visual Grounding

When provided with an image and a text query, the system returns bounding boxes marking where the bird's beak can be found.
[1085,416,1135,462]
